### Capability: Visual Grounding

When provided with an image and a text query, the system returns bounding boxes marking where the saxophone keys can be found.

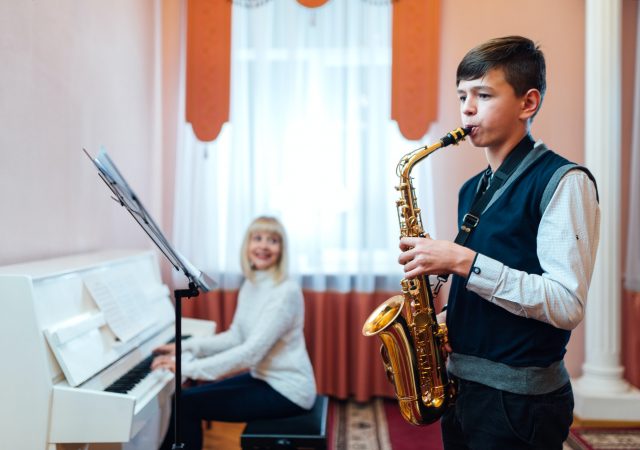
[414,312,429,327]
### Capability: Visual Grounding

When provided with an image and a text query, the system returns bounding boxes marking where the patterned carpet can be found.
[332,399,640,450]
[331,399,392,450]
[331,399,443,450]
[200,401,640,449]
[565,428,640,450]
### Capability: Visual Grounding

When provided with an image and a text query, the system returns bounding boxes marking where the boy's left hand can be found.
[399,236,475,279]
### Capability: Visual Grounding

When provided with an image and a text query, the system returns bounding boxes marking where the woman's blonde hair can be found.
[240,216,289,283]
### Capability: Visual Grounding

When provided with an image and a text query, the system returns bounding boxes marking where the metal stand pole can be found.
[172,282,199,449]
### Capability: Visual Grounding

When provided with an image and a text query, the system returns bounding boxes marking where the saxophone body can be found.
[362,127,469,425]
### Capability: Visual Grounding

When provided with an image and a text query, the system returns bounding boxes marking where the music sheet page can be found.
[84,271,153,342]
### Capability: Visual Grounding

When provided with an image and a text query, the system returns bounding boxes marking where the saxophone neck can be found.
[396,127,470,179]
[397,141,445,179]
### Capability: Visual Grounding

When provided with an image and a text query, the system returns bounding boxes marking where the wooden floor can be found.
[202,421,245,450]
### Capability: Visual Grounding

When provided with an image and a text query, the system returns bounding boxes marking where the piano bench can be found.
[240,395,329,450]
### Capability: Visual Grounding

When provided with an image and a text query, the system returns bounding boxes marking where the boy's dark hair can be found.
[456,36,546,101]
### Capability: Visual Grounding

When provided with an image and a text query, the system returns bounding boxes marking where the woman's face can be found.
[248,230,282,271]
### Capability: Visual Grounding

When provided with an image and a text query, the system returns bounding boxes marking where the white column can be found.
[573,0,640,421]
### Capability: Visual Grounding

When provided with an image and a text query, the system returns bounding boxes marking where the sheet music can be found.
[83,271,153,342]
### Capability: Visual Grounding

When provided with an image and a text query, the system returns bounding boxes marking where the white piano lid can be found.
[0,249,152,279]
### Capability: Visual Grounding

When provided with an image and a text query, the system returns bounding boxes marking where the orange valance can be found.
[296,0,330,7]
[186,0,232,142]
[185,0,440,142]
[392,0,440,140]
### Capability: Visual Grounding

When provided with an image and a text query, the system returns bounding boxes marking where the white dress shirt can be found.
[465,169,601,330]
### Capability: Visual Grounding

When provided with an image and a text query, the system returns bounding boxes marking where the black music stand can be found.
[85,147,216,450]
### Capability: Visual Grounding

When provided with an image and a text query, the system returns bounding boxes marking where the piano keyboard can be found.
[105,335,191,394]
[105,354,154,393]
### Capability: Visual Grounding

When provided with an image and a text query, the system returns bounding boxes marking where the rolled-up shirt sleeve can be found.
[465,170,600,330]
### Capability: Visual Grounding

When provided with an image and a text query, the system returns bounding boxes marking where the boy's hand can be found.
[398,236,476,279]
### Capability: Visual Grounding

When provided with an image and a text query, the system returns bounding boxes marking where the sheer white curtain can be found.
[173,0,437,292]
[625,4,640,292]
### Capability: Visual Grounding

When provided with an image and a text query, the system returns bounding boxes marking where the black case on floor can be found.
[240,395,329,450]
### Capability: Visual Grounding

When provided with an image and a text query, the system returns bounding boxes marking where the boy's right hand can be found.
[152,343,176,356]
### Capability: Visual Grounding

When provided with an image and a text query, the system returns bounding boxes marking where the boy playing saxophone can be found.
[399,36,600,449]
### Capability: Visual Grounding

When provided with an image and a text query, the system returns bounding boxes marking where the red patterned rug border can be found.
[566,427,640,450]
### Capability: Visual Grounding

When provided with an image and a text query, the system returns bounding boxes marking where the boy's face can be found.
[457,68,530,151]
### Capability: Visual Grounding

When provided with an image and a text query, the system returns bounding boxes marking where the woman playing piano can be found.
[152,216,317,450]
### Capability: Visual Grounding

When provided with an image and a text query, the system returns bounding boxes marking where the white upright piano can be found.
[0,250,215,450]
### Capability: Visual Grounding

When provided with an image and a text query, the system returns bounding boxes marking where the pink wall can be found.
[0,0,163,267]
[160,0,184,283]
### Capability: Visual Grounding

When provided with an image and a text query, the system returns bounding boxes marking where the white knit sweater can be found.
[181,272,317,409]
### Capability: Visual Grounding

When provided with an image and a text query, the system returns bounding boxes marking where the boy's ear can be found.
[520,89,542,120]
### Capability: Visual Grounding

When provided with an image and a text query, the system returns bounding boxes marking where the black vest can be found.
[447,147,576,368]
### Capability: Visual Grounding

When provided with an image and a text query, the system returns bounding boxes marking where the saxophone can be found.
[362,126,470,425]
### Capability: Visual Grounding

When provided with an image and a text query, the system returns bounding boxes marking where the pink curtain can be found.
[304,291,395,401]
[183,290,239,330]
[183,290,395,400]
[622,1,640,390]
[622,290,640,388]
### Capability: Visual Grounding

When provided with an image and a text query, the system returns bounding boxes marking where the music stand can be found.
[84,147,216,450]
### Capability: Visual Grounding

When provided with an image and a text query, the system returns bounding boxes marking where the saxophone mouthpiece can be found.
[441,126,470,147]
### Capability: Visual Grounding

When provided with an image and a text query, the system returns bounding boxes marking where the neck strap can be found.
[454,134,535,247]
[434,135,535,291]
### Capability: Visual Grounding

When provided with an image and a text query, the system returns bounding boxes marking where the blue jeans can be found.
[160,373,307,450]
[441,377,574,450]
